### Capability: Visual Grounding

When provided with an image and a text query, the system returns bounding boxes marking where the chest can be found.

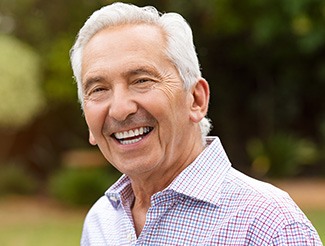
[90,197,258,245]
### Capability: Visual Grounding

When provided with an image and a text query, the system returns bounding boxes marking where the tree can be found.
[0,34,45,162]
[1,0,324,177]
[0,34,44,130]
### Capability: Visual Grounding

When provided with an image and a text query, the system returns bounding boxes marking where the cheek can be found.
[84,104,107,134]
[150,87,189,124]
[148,90,190,130]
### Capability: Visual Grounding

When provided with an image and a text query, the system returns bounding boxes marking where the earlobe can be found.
[89,130,97,145]
[189,78,210,123]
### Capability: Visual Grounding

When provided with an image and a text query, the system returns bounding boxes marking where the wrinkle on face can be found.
[81,23,201,181]
[152,70,186,104]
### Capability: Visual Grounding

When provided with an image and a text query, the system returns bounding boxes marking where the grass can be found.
[0,196,86,246]
[0,220,83,246]
[0,196,324,245]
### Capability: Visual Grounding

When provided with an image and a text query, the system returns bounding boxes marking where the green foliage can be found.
[176,0,325,171]
[0,34,44,129]
[44,35,78,103]
[0,163,38,195]
[1,0,325,178]
[247,133,318,178]
[49,167,120,206]
[305,210,325,243]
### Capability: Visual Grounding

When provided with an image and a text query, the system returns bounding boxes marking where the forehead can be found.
[81,24,168,79]
[84,23,166,57]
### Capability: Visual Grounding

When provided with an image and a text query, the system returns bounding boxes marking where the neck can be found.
[130,155,199,237]
[130,139,204,204]
[130,166,182,207]
[129,132,205,236]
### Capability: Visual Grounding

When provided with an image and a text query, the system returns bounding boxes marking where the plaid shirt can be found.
[81,137,322,245]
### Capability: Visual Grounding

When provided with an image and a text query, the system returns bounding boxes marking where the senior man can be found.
[70,2,322,245]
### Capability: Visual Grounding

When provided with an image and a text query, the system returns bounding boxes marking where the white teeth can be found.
[115,132,123,139]
[114,127,151,141]
[120,137,142,145]
[128,130,135,137]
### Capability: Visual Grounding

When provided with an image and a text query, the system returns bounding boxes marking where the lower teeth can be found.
[120,137,143,145]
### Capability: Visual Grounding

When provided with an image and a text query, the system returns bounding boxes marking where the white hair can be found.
[70,2,211,139]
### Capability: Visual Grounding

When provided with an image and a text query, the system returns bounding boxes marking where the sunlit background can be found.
[0,0,324,244]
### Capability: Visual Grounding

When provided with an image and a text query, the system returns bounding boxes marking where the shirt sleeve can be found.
[80,227,89,246]
[271,222,323,246]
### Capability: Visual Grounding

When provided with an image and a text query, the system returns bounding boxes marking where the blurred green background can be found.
[1,0,325,181]
[0,0,324,244]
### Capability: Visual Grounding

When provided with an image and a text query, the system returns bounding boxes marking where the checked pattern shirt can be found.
[81,137,322,245]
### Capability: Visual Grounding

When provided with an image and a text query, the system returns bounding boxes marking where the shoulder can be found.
[83,195,113,226]
[219,168,321,244]
[81,195,122,245]
[222,168,302,221]
[81,196,110,245]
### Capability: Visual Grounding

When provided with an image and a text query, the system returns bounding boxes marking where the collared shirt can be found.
[81,137,322,245]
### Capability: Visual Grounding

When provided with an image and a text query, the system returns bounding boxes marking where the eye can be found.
[85,86,108,101]
[136,78,151,84]
[91,87,105,93]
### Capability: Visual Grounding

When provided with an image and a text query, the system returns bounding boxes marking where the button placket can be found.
[138,191,180,242]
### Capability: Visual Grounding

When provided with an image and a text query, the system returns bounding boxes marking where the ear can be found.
[189,78,210,123]
[89,130,97,145]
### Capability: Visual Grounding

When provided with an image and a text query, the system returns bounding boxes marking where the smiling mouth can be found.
[112,126,153,145]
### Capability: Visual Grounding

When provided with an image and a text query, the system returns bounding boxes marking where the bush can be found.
[0,163,38,195]
[247,133,318,178]
[49,167,120,206]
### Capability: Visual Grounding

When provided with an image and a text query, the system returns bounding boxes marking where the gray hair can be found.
[70,2,211,138]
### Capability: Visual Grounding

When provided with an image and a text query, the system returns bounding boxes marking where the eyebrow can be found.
[82,65,161,93]
[83,76,105,94]
[121,65,161,79]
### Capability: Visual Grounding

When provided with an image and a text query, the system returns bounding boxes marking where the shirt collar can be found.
[105,137,231,208]
[167,136,231,205]
[105,175,132,208]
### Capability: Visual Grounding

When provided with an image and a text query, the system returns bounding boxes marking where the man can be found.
[70,2,322,245]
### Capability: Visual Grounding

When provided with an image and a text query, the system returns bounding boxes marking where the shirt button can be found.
[126,232,133,242]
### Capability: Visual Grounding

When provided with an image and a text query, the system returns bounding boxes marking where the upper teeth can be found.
[114,127,151,140]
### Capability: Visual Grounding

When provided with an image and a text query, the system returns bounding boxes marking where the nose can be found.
[108,86,138,121]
